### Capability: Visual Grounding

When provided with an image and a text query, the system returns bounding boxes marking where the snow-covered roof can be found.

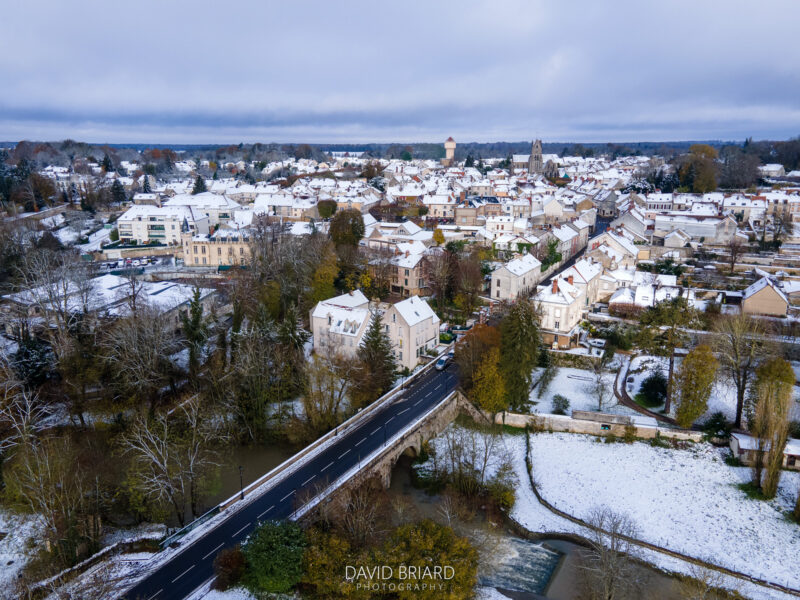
[743,277,788,304]
[393,295,439,327]
[503,253,542,277]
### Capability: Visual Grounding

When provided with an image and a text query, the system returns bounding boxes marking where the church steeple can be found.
[528,139,543,173]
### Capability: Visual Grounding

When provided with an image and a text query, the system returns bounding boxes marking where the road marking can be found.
[302,475,315,486]
[386,416,394,424]
[258,505,275,519]
[414,399,422,406]
[231,522,251,538]
[281,490,294,502]
[202,543,225,560]
[355,437,365,447]
[371,427,380,436]
[146,591,163,600]
[339,449,350,459]
[425,391,432,398]
[398,408,409,415]
[435,384,442,390]
[321,461,333,472]
[171,565,195,583]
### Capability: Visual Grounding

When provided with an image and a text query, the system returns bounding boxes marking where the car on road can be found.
[435,355,451,371]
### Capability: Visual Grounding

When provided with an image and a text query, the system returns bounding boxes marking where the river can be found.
[386,456,684,600]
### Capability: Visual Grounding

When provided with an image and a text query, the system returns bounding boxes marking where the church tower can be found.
[528,139,543,173]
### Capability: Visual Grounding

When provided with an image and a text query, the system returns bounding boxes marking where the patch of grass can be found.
[724,453,743,467]
[737,481,768,501]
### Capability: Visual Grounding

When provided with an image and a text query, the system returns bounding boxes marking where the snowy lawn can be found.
[0,509,47,597]
[530,366,637,417]
[528,432,800,589]
[628,355,800,424]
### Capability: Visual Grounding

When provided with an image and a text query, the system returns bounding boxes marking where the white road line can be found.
[321,461,333,473]
[386,416,395,424]
[302,475,315,486]
[425,391,432,398]
[414,399,422,406]
[202,543,224,560]
[231,522,251,538]
[171,565,195,583]
[355,437,365,447]
[281,490,294,502]
[258,505,275,519]
[339,449,350,459]
[146,591,163,600]
[435,384,442,390]
[398,408,409,415]
[371,427,380,436]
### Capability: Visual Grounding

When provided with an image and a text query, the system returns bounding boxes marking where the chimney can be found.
[568,275,574,285]
[552,279,558,294]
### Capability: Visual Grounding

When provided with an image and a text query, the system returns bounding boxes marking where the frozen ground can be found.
[627,355,800,423]
[0,509,47,597]
[530,365,637,417]
[527,432,800,591]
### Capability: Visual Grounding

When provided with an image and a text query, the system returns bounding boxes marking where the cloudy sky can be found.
[2,0,799,144]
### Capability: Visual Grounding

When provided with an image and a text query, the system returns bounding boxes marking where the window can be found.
[399,351,402,361]
[202,257,206,265]
[201,246,206,254]
[217,248,222,256]
[194,257,198,264]
[554,320,560,329]
[385,325,389,333]
[193,246,198,254]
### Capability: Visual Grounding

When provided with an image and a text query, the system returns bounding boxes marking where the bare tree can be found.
[578,507,640,600]
[726,236,746,274]
[101,305,177,413]
[712,314,769,429]
[583,354,615,412]
[678,564,737,600]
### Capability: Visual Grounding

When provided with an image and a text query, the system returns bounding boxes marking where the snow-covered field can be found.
[530,366,637,417]
[0,509,47,597]
[527,432,800,591]
[627,355,800,423]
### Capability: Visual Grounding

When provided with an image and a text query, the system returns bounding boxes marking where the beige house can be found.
[559,258,603,305]
[383,296,440,371]
[117,204,207,245]
[309,290,371,357]
[491,254,542,301]
[181,229,251,267]
[741,277,788,316]
[535,276,586,348]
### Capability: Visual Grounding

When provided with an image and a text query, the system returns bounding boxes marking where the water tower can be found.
[443,137,456,166]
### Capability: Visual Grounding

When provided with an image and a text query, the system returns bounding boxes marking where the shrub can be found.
[702,411,733,441]
[623,424,636,444]
[637,371,667,407]
[789,420,800,440]
[242,521,307,594]
[213,546,245,591]
[109,228,119,242]
[551,394,570,415]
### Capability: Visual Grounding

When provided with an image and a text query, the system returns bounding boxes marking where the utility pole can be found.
[238,466,245,500]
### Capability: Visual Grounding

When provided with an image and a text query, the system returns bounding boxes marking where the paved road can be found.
[123,364,460,600]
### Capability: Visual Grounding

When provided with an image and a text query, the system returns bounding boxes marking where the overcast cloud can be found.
[1,0,799,144]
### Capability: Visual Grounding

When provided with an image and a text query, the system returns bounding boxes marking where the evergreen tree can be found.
[141,175,151,193]
[111,179,126,205]
[638,297,697,414]
[101,154,113,172]
[192,175,207,195]
[499,299,540,411]
[675,344,717,428]
[464,155,474,168]
[181,287,208,383]
[354,311,397,406]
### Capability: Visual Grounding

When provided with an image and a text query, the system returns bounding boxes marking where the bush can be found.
[637,371,667,407]
[242,521,307,594]
[109,228,119,242]
[623,424,636,444]
[213,546,245,591]
[551,394,570,415]
[789,420,800,440]
[702,411,733,441]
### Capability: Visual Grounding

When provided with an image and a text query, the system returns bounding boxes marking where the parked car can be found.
[435,355,451,371]
[132,259,141,267]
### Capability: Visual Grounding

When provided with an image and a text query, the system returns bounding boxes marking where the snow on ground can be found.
[54,227,80,244]
[528,432,800,590]
[78,226,113,252]
[0,509,48,597]
[476,586,514,599]
[628,354,800,424]
[530,366,638,417]
[202,589,256,600]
